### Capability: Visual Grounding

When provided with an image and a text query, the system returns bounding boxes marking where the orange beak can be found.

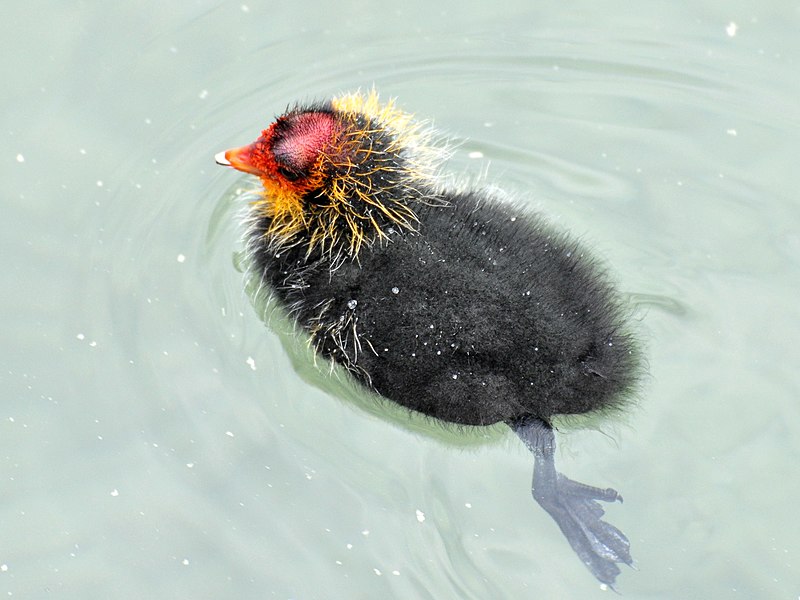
[214,143,264,177]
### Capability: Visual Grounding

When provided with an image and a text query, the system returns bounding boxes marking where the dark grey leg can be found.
[511,416,632,587]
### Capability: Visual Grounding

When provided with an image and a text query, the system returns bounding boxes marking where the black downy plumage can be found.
[216,90,641,586]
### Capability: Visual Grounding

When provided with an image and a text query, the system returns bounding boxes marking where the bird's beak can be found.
[214,143,264,177]
[214,151,232,166]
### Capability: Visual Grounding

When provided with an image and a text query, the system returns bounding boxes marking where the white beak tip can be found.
[215,151,231,166]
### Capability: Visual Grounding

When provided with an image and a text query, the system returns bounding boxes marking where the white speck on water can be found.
[79,148,87,155]
[96,180,104,187]
[726,21,738,37]
[198,89,208,100]
[727,128,738,136]
[436,350,441,355]
[465,502,472,508]
[347,299,357,310]
[346,543,353,550]
[15,154,24,163]
[144,117,152,125]
[225,431,235,438]
[0,564,7,572]
[510,216,516,222]
[468,151,483,159]
[391,287,399,294]
[416,509,426,522]
[373,568,382,576]
[177,254,186,263]
[77,333,85,341]
[451,374,458,379]
[246,356,256,370]
[186,463,194,468]
[110,489,119,497]
[392,570,400,576]
[361,529,370,536]
[182,558,189,566]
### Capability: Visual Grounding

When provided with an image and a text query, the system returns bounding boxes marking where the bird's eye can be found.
[277,165,301,181]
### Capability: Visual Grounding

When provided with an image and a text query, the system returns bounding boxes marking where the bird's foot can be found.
[512,417,632,587]
[535,472,631,586]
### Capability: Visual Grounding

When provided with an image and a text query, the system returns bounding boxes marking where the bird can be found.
[215,90,641,587]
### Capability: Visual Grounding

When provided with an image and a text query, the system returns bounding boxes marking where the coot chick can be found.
[216,90,640,586]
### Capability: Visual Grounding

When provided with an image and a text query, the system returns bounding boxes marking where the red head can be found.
[215,92,438,257]
[216,110,340,195]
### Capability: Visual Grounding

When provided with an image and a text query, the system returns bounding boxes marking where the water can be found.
[3,1,799,598]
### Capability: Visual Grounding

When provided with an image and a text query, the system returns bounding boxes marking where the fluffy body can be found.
[249,191,637,426]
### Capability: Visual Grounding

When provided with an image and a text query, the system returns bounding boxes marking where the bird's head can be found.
[216,90,443,258]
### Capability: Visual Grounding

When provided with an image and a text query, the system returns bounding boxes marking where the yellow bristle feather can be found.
[255,89,444,261]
